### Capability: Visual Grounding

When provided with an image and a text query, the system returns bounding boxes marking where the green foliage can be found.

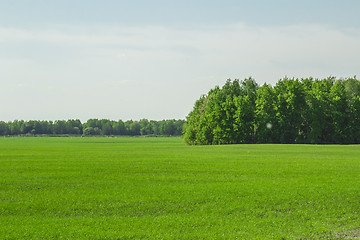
[274,78,306,143]
[1,137,359,239]
[82,127,100,136]
[0,119,185,137]
[255,83,277,143]
[0,121,9,135]
[184,76,360,144]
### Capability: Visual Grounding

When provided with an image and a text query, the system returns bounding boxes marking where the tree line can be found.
[0,119,185,136]
[183,77,360,145]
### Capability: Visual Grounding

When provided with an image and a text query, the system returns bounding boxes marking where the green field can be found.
[1,137,359,239]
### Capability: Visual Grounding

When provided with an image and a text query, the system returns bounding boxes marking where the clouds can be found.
[1,22,360,121]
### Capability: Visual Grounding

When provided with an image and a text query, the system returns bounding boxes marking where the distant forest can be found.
[184,76,360,145]
[0,119,185,136]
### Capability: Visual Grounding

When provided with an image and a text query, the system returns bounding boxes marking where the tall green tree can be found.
[255,83,277,143]
[184,77,360,145]
[0,121,9,135]
[307,78,334,143]
[273,78,306,143]
[233,95,255,143]
[330,80,350,143]
[183,95,208,144]
[349,96,360,143]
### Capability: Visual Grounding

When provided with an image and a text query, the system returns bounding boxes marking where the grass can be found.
[0,137,359,239]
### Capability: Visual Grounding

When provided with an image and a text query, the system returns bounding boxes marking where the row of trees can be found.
[0,119,185,136]
[184,77,360,144]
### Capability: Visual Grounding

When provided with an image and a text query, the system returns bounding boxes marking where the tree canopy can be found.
[0,119,185,137]
[183,77,360,145]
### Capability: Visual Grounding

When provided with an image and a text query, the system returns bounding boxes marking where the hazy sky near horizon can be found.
[1,0,360,121]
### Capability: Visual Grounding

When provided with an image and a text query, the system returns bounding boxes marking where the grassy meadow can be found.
[0,137,359,239]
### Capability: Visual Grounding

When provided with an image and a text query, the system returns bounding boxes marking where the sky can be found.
[1,0,360,121]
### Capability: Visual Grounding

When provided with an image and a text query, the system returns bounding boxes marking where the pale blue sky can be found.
[1,1,360,121]
[1,0,359,28]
